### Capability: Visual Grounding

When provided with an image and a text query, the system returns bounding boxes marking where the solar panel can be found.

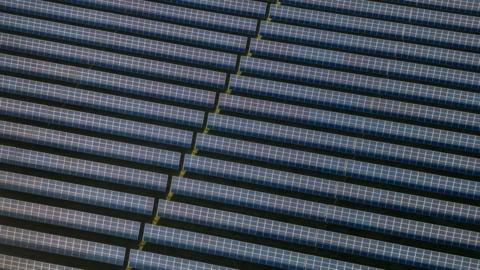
[0,198,140,240]
[61,0,258,36]
[0,56,215,109]
[156,0,267,18]
[128,249,235,270]
[170,177,480,250]
[207,113,480,176]
[156,200,480,269]
[184,155,480,224]
[0,170,154,215]
[382,0,480,17]
[219,94,480,156]
[229,75,480,132]
[279,0,480,33]
[0,71,205,128]
[1,33,226,90]
[259,22,480,73]
[0,145,169,191]
[0,225,126,265]
[0,12,237,72]
[239,56,480,111]
[0,254,80,270]
[249,39,480,91]
[269,5,480,53]
[143,224,377,270]
[0,120,181,169]
[0,96,193,148]
[0,0,247,53]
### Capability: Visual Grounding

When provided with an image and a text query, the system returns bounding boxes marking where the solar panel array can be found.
[0,1,479,269]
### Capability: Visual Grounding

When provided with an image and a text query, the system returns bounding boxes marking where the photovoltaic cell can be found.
[157,0,267,18]
[195,134,480,198]
[143,224,377,270]
[239,56,480,111]
[0,0,247,53]
[0,145,169,191]
[0,120,181,170]
[0,55,215,109]
[157,200,480,269]
[0,254,80,270]
[259,22,480,73]
[207,113,480,177]
[229,75,480,132]
[279,0,480,33]
[219,94,480,156]
[129,249,235,270]
[0,170,154,215]
[269,5,480,53]
[0,13,237,72]
[0,225,125,265]
[0,96,193,149]
[170,177,480,250]
[62,0,258,36]
[184,155,480,224]
[249,39,480,91]
[0,33,226,90]
[0,198,140,240]
[0,70,205,129]
[383,0,480,17]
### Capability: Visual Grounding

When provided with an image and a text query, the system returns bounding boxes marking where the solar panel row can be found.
[279,0,480,33]
[381,0,480,17]
[0,33,227,90]
[0,254,80,270]
[0,13,237,72]
[269,5,480,53]
[0,55,216,109]
[143,224,378,270]
[0,0,247,53]
[61,0,258,36]
[229,75,480,132]
[0,197,140,239]
[0,145,169,191]
[0,170,153,215]
[170,177,480,250]
[157,199,480,269]
[156,0,267,18]
[184,155,480,224]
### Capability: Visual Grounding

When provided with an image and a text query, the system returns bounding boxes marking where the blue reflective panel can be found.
[207,113,480,176]
[0,33,226,90]
[157,200,480,269]
[170,177,480,250]
[0,198,140,240]
[259,22,480,73]
[0,145,169,191]
[280,0,480,33]
[0,254,80,270]
[0,13,237,72]
[143,224,375,270]
[0,170,153,215]
[0,96,193,148]
[157,0,267,18]
[61,0,257,36]
[0,72,204,129]
[219,94,480,156]
[129,249,234,270]
[0,56,215,109]
[229,75,480,132]
[0,0,246,53]
[0,120,181,170]
[249,39,480,91]
[184,155,480,224]
[239,56,480,111]
[269,5,480,53]
[0,225,126,265]
[195,134,480,199]
[383,0,480,17]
